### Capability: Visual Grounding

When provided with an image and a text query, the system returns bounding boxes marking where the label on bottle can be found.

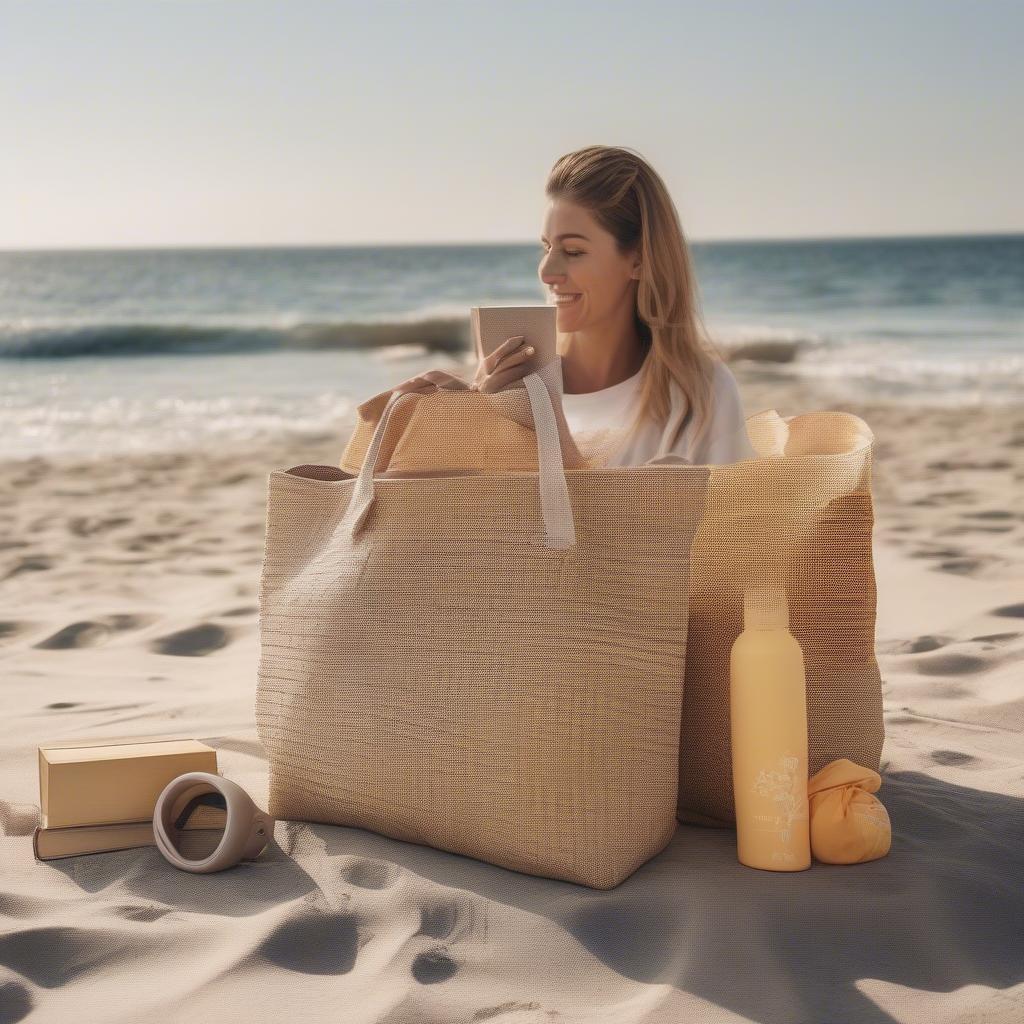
[751,753,808,843]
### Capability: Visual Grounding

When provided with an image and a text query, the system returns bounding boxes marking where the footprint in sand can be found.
[931,750,978,766]
[470,1001,556,1021]
[909,491,974,507]
[0,800,42,837]
[961,509,1014,520]
[341,858,401,890]
[124,531,182,552]
[913,649,994,676]
[411,946,459,985]
[936,556,991,576]
[148,623,232,657]
[33,614,153,650]
[993,602,1024,618]
[926,458,1012,471]
[881,635,1002,676]
[937,525,997,538]
[0,926,154,989]
[0,621,31,643]
[255,911,359,974]
[67,515,132,538]
[908,547,963,560]
[3,555,53,580]
[0,980,32,1023]
[417,899,461,940]
[879,634,951,654]
[108,904,172,923]
[36,621,108,648]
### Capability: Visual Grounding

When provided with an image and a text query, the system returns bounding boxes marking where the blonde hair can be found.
[545,145,724,455]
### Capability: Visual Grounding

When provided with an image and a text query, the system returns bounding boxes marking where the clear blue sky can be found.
[3,0,1021,248]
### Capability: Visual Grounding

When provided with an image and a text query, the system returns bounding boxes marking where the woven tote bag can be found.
[340,363,885,833]
[676,408,884,827]
[255,362,711,889]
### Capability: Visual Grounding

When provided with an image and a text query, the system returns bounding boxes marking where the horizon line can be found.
[2,227,1023,255]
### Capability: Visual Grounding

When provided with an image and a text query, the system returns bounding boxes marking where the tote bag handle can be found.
[340,369,577,549]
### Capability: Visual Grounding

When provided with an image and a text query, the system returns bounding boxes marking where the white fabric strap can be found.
[340,387,416,539]
[522,369,576,548]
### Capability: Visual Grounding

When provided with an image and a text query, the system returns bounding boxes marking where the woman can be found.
[394,145,756,467]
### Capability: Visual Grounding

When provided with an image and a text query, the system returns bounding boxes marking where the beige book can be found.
[33,820,156,860]
[38,734,218,829]
[33,804,227,861]
[469,304,557,370]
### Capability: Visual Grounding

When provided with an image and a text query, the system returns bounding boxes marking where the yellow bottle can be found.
[730,584,811,871]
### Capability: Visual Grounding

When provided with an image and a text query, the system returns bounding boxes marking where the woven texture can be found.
[255,361,711,889]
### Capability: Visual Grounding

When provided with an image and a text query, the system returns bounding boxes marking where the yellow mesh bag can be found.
[255,361,712,889]
[677,408,883,827]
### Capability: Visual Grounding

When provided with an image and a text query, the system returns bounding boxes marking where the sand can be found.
[1,366,1023,1024]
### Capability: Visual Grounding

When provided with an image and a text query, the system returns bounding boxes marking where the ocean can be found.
[1,234,1021,457]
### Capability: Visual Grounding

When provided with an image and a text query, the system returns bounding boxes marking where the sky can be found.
[2,0,1022,249]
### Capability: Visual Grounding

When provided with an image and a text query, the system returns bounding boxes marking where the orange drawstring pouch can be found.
[807,758,892,864]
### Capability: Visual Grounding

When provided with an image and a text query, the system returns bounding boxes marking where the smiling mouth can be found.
[553,293,581,306]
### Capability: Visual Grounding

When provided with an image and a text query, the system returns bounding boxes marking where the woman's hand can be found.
[390,368,474,395]
[390,336,536,397]
[471,335,536,394]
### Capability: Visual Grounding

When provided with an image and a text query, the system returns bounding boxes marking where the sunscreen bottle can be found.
[730,584,811,871]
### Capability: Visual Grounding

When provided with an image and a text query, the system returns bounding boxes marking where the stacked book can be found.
[34,736,219,861]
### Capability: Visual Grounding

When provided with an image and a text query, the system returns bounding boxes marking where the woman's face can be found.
[538,197,639,333]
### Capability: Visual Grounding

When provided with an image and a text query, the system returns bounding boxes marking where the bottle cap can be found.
[743,584,789,630]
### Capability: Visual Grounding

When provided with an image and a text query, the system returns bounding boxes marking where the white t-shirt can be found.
[559,358,758,467]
